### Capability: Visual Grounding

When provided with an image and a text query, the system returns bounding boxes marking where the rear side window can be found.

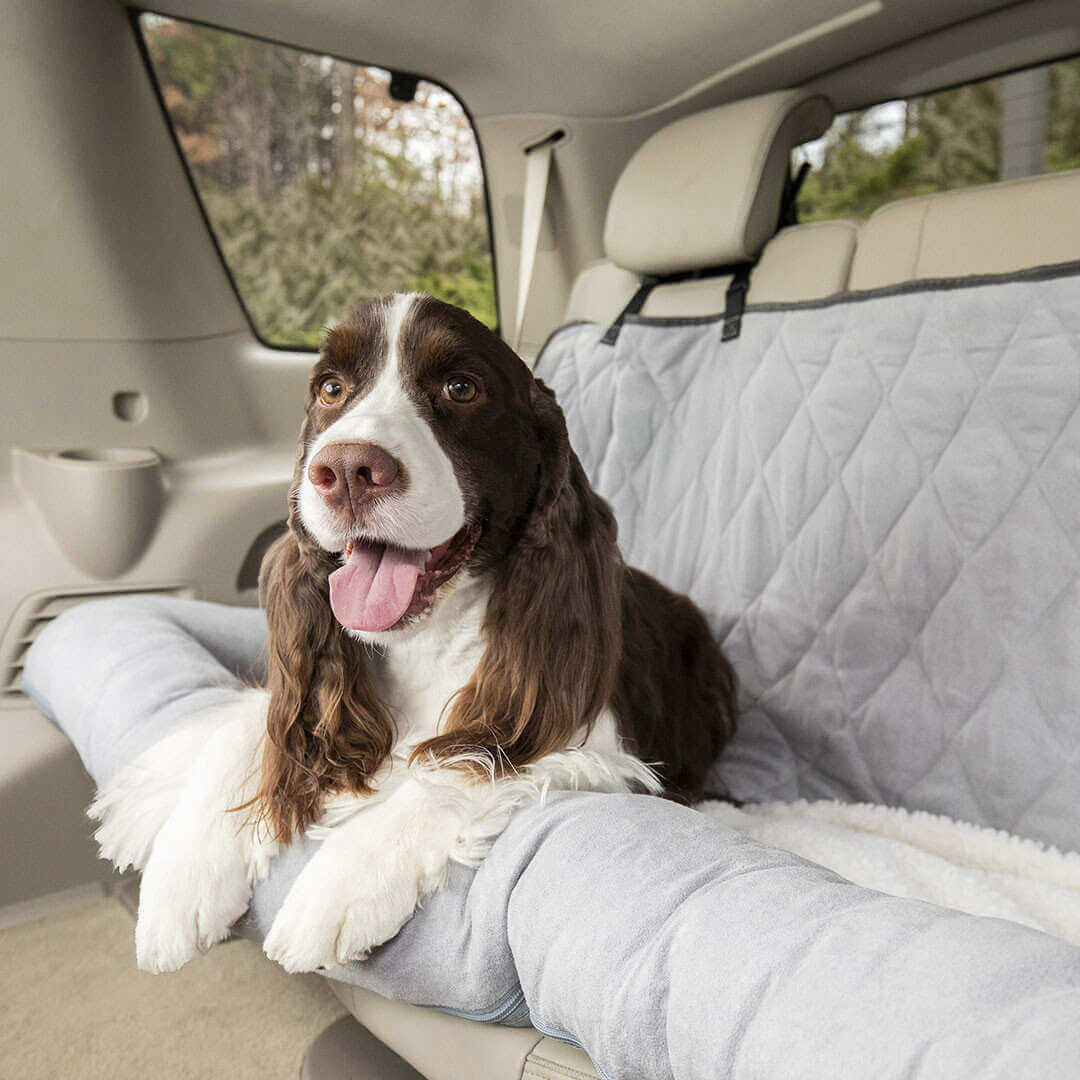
[795,55,1080,222]
[137,13,496,348]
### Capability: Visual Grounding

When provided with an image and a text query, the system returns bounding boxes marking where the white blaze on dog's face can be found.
[298,294,467,555]
[295,293,542,640]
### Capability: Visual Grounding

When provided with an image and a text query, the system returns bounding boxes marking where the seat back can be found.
[541,101,1080,850]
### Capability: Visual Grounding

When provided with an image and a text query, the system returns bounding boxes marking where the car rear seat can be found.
[565,215,859,322]
[849,167,1080,289]
[323,91,1080,1080]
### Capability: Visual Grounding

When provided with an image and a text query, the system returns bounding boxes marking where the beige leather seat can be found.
[849,167,1080,289]
[564,215,859,323]
[324,86,844,1080]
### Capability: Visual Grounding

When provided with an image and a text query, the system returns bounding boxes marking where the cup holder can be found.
[54,448,159,466]
[12,447,165,578]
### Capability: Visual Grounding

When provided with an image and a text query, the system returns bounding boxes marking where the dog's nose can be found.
[307,441,403,510]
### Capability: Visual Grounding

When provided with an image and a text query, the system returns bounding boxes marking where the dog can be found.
[90,293,737,974]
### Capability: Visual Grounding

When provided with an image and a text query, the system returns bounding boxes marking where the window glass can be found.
[795,56,1080,223]
[138,14,496,347]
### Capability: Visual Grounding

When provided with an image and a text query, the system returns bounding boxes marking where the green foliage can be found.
[1048,58,1080,172]
[141,15,496,347]
[800,126,935,222]
[202,177,494,348]
[799,58,1080,223]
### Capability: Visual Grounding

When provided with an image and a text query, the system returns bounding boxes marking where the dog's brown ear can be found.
[414,377,623,772]
[252,528,393,843]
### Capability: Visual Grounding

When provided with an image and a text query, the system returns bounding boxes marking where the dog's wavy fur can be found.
[254,528,393,841]
[251,299,737,844]
[252,377,637,842]
[412,380,624,777]
[104,294,739,975]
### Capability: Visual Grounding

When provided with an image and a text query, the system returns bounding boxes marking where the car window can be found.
[795,55,1080,222]
[137,13,496,348]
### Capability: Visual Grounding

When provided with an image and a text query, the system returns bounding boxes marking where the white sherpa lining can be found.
[701,799,1080,946]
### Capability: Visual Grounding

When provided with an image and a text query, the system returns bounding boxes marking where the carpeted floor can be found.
[0,895,346,1079]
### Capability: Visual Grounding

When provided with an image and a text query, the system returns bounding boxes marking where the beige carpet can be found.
[0,896,346,1079]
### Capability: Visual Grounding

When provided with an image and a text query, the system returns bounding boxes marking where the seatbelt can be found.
[513,131,563,353]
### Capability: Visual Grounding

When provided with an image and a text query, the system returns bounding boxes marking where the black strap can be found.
[601,262,755,346]
[600,275,659,345]
[721,263,751,342]
[778,160,811,229]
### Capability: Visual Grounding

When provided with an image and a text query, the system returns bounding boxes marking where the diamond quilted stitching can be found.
[534,271,1080,851]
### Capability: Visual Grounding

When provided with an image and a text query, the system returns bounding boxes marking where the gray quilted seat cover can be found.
[536,261,1080,854]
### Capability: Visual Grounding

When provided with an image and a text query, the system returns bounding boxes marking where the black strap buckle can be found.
[721,264,752,342]
[601,262,755,346]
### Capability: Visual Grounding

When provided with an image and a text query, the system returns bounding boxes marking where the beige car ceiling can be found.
[153,0,1055,119]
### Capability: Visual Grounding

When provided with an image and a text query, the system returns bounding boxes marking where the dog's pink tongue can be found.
[329,543,427,632]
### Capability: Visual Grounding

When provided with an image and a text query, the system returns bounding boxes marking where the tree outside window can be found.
[140,14,496,348]
[796,57,1080,223]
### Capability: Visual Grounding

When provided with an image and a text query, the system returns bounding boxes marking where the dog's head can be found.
[255,294,623,840]
[293,292,557,639]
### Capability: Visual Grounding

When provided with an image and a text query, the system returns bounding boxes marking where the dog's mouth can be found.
[328,520,482,633]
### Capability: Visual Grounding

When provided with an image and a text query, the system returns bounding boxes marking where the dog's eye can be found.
[318,378,345,405]
[444,375,478,403]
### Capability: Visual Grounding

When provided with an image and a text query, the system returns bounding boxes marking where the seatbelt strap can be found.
[513,131,563,353]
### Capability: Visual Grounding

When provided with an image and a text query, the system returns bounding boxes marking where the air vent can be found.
[1,585,195,706]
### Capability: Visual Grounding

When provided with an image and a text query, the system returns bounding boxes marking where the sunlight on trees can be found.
[797,58,1080,223]
[140,15,496,348]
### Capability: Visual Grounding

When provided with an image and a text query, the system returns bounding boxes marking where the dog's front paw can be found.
[264,857,425,973]
[135,837,250,973]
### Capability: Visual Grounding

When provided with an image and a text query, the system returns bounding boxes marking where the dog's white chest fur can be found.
[92,570,661,974]
[372,574,489,749]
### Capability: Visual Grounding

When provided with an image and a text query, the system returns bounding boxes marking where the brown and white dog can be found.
[91,293,736,974]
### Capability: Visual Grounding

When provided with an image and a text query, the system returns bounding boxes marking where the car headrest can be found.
[603,89,833,276]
